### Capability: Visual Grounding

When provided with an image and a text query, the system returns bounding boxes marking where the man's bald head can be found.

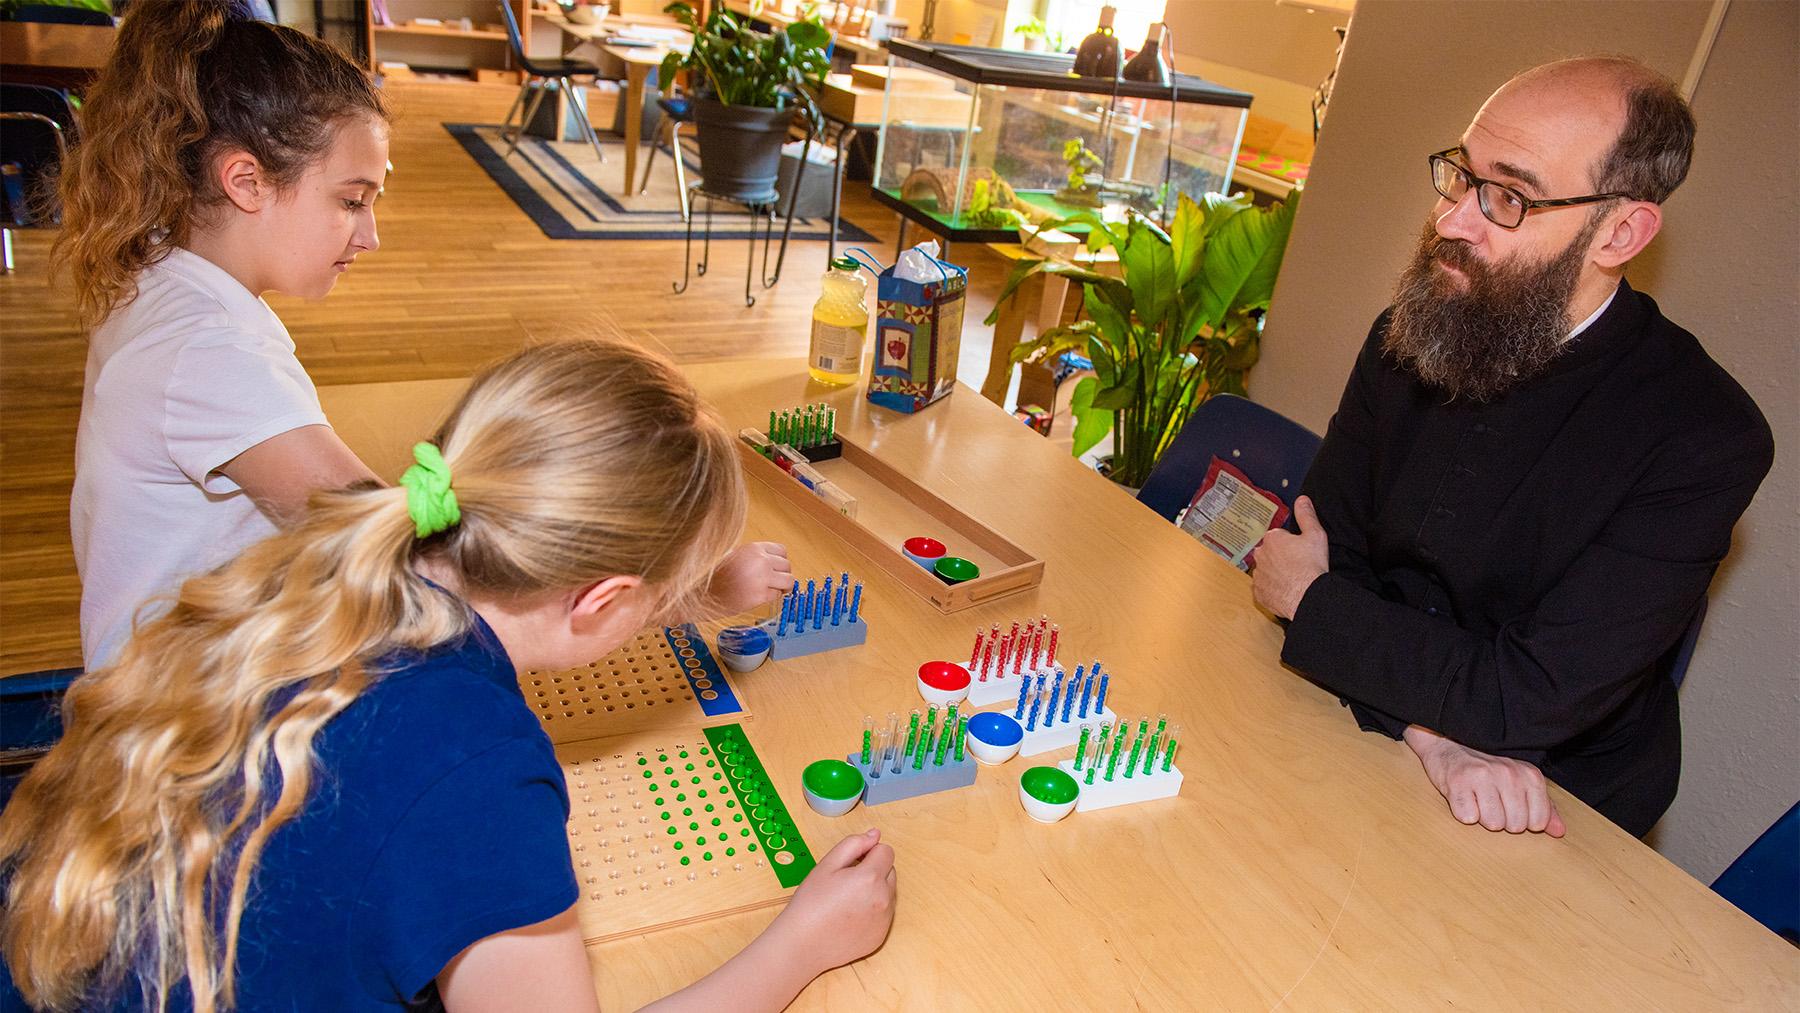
[1501,57,1696,204]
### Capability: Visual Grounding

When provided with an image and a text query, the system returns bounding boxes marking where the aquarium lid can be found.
[883,40,1253,108]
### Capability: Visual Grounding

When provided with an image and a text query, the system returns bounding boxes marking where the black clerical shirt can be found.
[1282,280,1773,836]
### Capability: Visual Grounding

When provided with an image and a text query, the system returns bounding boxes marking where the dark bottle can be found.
[1122,23,1170,85]
[1072,5,1122,78]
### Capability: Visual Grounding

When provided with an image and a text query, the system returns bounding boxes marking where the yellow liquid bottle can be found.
[808,256,870,386]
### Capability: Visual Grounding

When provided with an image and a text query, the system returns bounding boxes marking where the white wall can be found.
[1251,0,1797,880]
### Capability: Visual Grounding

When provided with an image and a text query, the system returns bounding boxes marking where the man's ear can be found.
[215,149,271,214]
[571,575,645,620]
[1591,201,1663,269]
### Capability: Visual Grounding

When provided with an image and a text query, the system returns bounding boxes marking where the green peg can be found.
[1162,723,1180,772]
[953,715,968,762]
[1074,725,1091,770]
[904,710,920,758]
[1145,714,1166,775]
[826,406,837,441]
[768,409,777,442]
[923,705,938,747]
[1105,726,1125,782]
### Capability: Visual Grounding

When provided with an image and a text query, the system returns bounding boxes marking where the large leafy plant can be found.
[659,1,832,121]
[985,191,1299,488]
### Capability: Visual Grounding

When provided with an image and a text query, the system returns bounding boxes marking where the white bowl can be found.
[916,660,971,707]
[964,711,1023,765]
[715,625,772,672]
[1018,766,1080,823]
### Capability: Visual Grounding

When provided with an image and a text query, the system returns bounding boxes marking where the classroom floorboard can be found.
[0,78,1023,675]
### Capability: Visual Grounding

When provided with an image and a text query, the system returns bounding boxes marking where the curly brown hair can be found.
[52,0,389,330]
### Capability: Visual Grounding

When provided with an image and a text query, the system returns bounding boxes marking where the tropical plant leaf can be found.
[1194,191,1300,332]
[1068,377,1114,458]
[1090,359,1140,410]
[1118,217,1176,334]
[1081,283,1131,352]
[1009,321,1098,365]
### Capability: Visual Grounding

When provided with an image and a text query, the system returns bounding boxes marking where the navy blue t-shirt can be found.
[3,610,578,1011]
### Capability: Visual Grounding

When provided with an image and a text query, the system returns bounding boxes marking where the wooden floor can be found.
[0,78,1024,675]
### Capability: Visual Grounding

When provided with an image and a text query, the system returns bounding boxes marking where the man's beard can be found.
[1384,217,1596,402]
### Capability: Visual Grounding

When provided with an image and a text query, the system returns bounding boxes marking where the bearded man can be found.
[1251,58,1774,839]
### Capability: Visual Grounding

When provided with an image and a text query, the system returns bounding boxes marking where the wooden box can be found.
[850,62,957,92]
[736,436,1043,613]
[816,72,971,128]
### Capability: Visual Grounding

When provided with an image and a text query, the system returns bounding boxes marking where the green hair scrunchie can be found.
[399,442,461,538]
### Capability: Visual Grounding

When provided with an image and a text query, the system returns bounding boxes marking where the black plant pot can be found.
[691,98,794,203]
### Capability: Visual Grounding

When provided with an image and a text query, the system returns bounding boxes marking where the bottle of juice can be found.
[808,256,869,386]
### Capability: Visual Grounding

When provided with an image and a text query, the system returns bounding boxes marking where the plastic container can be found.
[917,660,971,706]
[802,758,866,817]
[965,711,1024,765]
[1018,765,1080,823]
[809,256,870,385]
[934,556,980,585]
[901,536,947,570]
[715,625,773,672]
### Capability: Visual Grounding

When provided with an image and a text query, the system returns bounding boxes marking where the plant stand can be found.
[672,125,815,308]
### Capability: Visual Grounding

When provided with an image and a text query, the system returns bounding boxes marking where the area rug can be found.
[445,122,877,243]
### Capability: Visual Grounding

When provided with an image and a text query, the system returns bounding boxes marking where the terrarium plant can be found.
[984,191,1300,488]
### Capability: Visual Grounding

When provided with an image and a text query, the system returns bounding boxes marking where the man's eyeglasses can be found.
[1428,148,1634,229]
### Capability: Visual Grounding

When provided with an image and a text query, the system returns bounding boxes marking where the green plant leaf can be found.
[1081,283,1131,351]
[787,20,830,48]
[1090,363,1140,410]
[1069,377,1114,458]
[1194,191,1300,333]
[1010,321,1099,365]
[1086,335,1117,384]
[1119,217,1176,333]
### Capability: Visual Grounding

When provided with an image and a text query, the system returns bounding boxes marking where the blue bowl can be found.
[715,625,773,672]
[965,711,1024,764]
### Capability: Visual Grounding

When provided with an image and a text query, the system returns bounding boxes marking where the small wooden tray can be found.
[737,436,1044,613]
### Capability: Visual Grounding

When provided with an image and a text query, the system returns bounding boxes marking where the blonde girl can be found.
[0,339,898,1012]
[62,0,391,668]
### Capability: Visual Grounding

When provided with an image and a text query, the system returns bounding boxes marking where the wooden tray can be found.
[736,436,1044,613]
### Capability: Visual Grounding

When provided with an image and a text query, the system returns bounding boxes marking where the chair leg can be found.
[640,119,663,193]
[2,226,12,274]
[561,78,608,166]
[507,80,550,158]
[499,78,532,139]
[670,121,690,223]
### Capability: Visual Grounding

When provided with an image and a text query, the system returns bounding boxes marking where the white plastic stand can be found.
[1058,760,1183,812]
[966,660,1062,708]
[1014,705,1118,757]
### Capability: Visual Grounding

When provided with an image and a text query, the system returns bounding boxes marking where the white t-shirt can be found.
[71,247,327,668]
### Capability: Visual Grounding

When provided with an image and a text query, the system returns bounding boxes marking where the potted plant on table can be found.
[984,191,1300,489]
[658,1,831,202]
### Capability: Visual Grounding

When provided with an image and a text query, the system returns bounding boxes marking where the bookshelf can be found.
[362,0,531,78]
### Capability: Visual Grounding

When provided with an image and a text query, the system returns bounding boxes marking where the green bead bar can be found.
[953,715,968,762]
[904,711,920,758]
[1074,725,1091,769]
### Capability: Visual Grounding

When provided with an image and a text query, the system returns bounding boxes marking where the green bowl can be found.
[934,556,980,585]
[803,758,865,802]
[1019,765,1081,823]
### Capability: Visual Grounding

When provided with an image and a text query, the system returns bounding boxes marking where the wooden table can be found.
[319,361,1797,1010]
[540,9,687,195]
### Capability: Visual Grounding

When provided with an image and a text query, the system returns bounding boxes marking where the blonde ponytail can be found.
[52,0,388,329]
[0,339,746,1011]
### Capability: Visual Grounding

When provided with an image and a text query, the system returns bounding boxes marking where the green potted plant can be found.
[1012,17,1061,53]
[984,191,1300,488]
[658,1,831,202]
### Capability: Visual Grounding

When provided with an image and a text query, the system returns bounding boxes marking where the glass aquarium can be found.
[871,40,1252,241]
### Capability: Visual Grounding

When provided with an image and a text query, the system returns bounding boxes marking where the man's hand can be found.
[1251,494,1330,619]
[704,541,793,617]
[1403,725,1566,837]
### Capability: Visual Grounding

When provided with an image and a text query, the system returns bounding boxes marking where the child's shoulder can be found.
[332,621,553,779]
[98,248,287,356]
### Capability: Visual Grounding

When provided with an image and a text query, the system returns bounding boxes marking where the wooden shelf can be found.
[372,23,507,41]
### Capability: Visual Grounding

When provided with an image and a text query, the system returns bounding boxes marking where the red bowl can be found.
[903,536,948,558]
[918,660,971,691]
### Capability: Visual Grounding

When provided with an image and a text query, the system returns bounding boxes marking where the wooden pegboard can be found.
[521,624,746,744]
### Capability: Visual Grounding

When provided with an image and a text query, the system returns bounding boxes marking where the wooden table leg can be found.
[982,271,1044,405]
[623,61,648,194]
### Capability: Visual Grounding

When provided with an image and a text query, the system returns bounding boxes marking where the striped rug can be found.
[445,122,876,243]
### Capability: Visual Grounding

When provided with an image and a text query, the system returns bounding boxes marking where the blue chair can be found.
[0,667,82,813]
[1712,802,1799,942]
[10,3,116,25]
[1668,595,1707,690]
[0,84,76,273]
[1137,394,1323,522]
[495,0,608,166]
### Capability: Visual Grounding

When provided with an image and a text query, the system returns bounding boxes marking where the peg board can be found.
[522,624,745,744]
[558,723,817,943]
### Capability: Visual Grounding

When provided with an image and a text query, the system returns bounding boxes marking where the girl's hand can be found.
[705,542,792,617]
[768,828,897,976]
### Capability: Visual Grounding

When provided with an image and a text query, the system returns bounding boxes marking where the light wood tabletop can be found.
[319,359,1797,1011]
